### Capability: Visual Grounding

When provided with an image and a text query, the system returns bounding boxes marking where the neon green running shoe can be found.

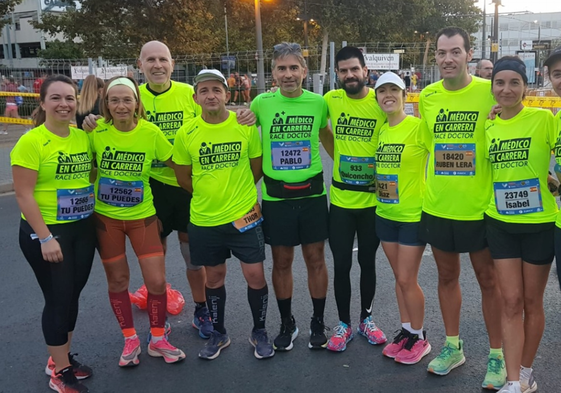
[427,340,466,375]
[482,354,507,390]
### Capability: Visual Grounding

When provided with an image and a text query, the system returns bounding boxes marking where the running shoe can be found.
[146,318,172,344]
[49,366,89,393]
[357,316,387,345]
[395,332,431,365]
[383,329,410,359]
[308,316,329,349]
[498,382,522,393]
[148,337,186,363]
[249,328,275,359]
[273,316,299,351]
[45,353,92,380]
[199,330,231,360]
[427,340,466,375]
[520,368,538,393]
[482,354,507,390]
[326,321,353,352]
[192,306,213,339]
[119,336,141,367]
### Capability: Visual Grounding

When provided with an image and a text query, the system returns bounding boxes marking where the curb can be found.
[0,182,14,194]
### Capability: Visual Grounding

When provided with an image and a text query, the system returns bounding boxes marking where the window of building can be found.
[19,43,41,58]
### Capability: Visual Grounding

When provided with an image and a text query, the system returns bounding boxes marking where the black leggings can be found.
[328,204,380,324]
[554,227,561,292]
[19,217,96,346]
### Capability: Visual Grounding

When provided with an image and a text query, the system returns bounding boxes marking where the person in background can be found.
[11,75,96,393]
[476,59,494,80]
[2,77,20,135]
[227,73,236,105]
[76,75,104,130]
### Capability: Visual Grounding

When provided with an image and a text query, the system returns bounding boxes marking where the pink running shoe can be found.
[357,316,387,345]
[326,321,354,352]
[382,329,410,359]
[148,338,186,363]
[119,336,141,367]
[395,332,431,365]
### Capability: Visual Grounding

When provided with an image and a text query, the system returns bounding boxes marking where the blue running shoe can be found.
[192,306,213,339]
[249,328,275,359]
[199,331,231,360]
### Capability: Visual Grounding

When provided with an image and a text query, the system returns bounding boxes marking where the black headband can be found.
[492,59,528,84]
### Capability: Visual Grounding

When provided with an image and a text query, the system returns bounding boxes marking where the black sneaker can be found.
[308,316,328,349]
[273,316,299,351]
[49,366,89,393]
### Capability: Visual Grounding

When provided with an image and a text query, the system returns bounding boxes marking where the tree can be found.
[0,0,23,31]
[38,39,84,59]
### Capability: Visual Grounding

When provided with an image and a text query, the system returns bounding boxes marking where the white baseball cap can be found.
[374,72,405,90]
[194,69,228,90]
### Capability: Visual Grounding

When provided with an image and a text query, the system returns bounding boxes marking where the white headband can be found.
[107,77,138,98]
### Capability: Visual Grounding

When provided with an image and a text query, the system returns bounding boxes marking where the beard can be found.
[340,78,366,95]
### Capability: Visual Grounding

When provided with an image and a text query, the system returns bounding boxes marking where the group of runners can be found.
[10,25,561,393]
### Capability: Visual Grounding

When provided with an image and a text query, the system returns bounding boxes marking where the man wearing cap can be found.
[251,42,334,351]
[173,69,273,360]
[323,46,387,352]
[476,59,494,80]
[83,41,256,340]
[418,27,505,389]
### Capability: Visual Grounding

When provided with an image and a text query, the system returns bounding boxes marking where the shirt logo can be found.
[488,137,530,169]
[55,151,91,180]
[199,141,242,170]
[270,112,313,140]
[100,146,146,175]
[334,112,376,142]
[433,109,478,140]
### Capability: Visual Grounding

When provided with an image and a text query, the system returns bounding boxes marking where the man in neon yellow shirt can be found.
[173,69,273,360]
[251,42,334,351]
[323,46,387,352]
[418,27,505,389]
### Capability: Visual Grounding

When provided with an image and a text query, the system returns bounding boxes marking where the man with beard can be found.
[323,46,387,352]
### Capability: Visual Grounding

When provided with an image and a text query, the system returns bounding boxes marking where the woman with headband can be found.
[89,76,185,367]
[484,56,557,393]
[11,75,95,393]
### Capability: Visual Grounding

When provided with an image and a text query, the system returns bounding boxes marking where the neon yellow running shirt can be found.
[324,88,386,209]
[251,89,328,201]
[89,118,173,220]
[11,125,94,225]
[140,81,201,187]
[376,116,429,222]
[485,107,557,223]
[419,76,496,220]
[553,110,561,228]
[173,111,262,226]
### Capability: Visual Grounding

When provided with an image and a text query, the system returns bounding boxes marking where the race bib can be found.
[98,177,144,207]
[376,174,399,204]
[57,185,95,221]
[232,203,263,232]
[434,143,475,176]
[494,178,542,215]
[271,140,311,170]
[339,155,375,185]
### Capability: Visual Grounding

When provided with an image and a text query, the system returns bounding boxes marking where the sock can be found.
[247,285,268,330]
[410,327,424,340]
[147,292,167,341]
[109,290,135,338]
[446,335,460,349]
[277,297,292,320]
[520,366,533,380]
[311,297,326,320]
[195,302,206,310]
[489,347,503,358]
[206,285,226,334]
[506,381,521,388]
[402,322,412,333]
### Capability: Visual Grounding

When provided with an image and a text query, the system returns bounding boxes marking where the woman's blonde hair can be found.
[77,75,104,115]
[100,76,146,123]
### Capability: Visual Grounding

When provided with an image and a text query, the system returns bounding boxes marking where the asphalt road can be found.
[2,152,561,393]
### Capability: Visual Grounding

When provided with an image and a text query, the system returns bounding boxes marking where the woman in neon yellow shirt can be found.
[484,56,557,393]
[373,72,431,365]
[11,75,95,393]
[89,77,185,367]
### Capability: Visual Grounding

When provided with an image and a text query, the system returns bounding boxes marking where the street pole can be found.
[481,1,486,59]
[491,0,500,63]
[254,0,266,95]
[224,5,230,76]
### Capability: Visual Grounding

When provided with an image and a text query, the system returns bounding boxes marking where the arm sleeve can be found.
[484,120,492,160]
[323,93,331,120]
[172,125,192,166]
[247,125,263,159]
[250,98,260,128]
[319,99,328,128]
[154,127,174,162]
[416,118,433,152]
[545,111,557,151]
[10,133,40,170]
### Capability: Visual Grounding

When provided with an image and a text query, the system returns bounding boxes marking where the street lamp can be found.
[254,0,266,94]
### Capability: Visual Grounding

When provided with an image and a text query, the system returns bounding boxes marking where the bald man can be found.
[84,41,255,341]
[475,59,493,80]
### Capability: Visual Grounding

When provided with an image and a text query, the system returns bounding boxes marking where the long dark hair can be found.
[33,75,78,127]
